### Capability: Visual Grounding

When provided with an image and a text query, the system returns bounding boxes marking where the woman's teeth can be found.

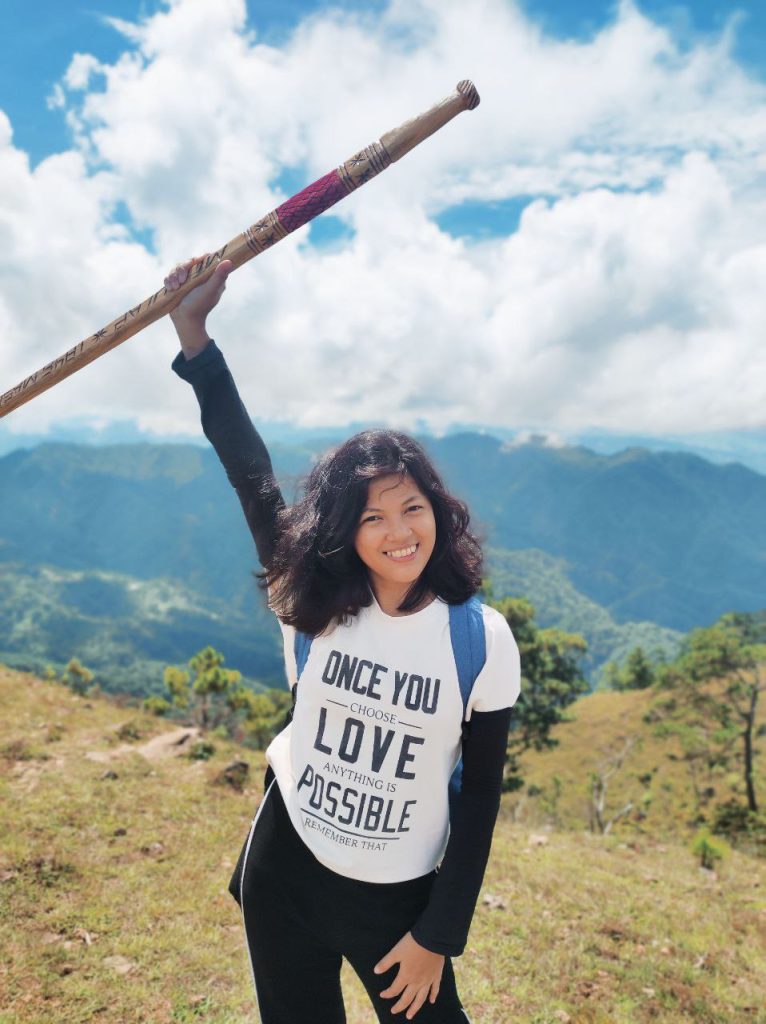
[385,544,418,559]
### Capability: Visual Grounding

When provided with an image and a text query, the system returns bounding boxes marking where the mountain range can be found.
[1,434,763,695]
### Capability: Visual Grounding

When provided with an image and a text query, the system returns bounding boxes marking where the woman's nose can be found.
[385,519,411,543]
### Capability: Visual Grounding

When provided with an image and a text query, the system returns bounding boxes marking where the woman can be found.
[167,256,521,1024]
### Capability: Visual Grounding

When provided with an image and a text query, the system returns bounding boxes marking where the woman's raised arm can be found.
[168,256,284,569]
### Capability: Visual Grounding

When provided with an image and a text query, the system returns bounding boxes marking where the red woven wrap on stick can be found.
[1,80,480,418]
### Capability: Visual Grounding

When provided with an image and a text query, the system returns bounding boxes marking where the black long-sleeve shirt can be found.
[172,340,511,956]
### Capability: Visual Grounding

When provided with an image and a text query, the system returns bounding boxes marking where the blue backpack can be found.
[293,595,487,817]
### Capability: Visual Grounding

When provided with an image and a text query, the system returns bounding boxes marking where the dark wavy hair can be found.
[263,429,483,636]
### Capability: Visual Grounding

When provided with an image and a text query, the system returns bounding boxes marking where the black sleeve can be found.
[410,706,511,957]
[171,341,284,568]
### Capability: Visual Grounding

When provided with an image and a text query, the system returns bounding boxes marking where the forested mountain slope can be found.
[1,436,762,694]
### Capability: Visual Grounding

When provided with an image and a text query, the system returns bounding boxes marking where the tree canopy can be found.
[491,596,588,790]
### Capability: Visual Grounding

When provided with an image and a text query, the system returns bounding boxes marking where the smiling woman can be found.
[265,431,482,635]
[166,254,521,1024]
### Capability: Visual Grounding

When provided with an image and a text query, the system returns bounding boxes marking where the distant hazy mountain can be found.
[487,548,682,678]
[425,434,766,631]
[1,435,763,694]
[3,421,766,473]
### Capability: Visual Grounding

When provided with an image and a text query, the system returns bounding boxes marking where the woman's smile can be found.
[384,543,419,561]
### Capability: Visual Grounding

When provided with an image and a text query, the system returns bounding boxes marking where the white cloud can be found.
[0,0,764,438]
[64,53,106,91]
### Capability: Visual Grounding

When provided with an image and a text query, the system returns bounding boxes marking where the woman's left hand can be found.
[374,931,445,1019]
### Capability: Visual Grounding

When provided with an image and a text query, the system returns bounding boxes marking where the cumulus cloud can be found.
[0,0,764,437]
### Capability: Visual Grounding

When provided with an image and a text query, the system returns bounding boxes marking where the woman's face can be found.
[354,473,437,597]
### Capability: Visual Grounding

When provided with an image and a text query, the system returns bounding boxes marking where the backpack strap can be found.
[448,595,487,718]
[286,630,313,726]
[294,630,314,681]
[448,596,487,815]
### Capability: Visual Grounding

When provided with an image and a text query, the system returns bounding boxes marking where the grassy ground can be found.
[513,686,766,844]
[1,666,765,1024]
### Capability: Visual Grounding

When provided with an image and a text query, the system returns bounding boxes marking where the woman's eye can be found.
[407,505,424,513]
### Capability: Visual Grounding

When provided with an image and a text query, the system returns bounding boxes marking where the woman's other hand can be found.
[166,255,233,359]
[374,931,445,1019]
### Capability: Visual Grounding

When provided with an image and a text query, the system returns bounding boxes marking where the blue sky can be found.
[3,1,763,168]
[0,0,764,468]
[6,1,385,164]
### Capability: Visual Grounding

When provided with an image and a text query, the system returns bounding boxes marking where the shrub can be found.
[60,657,94,696]
[691,829,727,870]
[712,800,766,857]
[116,720,143,741]
[143,696,171,716]
[188,740,216,761]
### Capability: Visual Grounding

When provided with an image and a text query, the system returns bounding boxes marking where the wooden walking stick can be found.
[1,80,479,418]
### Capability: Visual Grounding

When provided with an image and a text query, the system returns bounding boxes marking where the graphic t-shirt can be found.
[266,594,520,883]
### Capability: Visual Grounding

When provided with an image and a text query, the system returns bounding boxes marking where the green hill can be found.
[487,548,683,683]
[514,686,766,841]
[0,550,684,699]
[1,435,765,696]
[2,665,764,1024]
[0,564,282,696]
[2,436,765,635]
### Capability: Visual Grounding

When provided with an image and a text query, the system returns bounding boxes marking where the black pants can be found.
[238,781,471,1024]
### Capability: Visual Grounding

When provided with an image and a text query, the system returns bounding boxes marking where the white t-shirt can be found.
[266,595,521,883]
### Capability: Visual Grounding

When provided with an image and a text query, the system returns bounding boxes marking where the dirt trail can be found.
[84,726,202,764]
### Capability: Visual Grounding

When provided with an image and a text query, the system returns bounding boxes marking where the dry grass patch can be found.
[1,666,765,1024]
